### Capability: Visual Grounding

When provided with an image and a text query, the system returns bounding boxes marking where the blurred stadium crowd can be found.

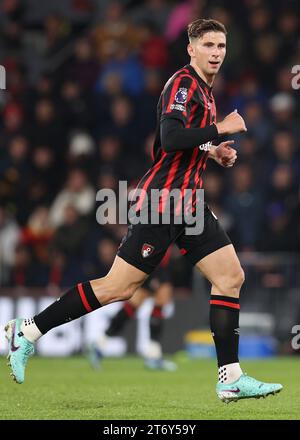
[0,0,299,289]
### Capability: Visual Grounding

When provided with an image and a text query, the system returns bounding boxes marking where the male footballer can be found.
[5,19,282,403]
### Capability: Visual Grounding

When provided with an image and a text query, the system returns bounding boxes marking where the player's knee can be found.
[119,285,137,301]
[105,282,138,302]
[238,267,245,287]
[227,267,245,293]
[91,276,141,304]
[215,266,245,297]
[129,288,147,308]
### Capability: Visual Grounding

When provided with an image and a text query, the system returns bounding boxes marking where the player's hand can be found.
[214,140,237,167]
[216,110,247,135]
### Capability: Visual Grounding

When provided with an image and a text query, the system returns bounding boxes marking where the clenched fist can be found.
[212,140,237,167]
[216,110,247,135]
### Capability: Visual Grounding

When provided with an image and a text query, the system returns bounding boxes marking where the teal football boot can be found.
[216,373,283,403]
[86,342,103,370]
[144,357,177,371]
[5,319,35,384]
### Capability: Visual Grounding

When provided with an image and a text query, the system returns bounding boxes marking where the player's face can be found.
[189,31,226,77]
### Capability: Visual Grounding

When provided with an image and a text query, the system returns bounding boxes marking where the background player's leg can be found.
[105,287,148,337]
[88,287,148,368]
[149,282,172,344]
[144,282,177,371]
[195,244,244,384]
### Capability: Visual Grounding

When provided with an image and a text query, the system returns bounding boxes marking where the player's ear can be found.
[187,43,194,58]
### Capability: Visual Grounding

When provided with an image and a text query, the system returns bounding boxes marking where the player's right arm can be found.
[161,109,247,153]
[160,75,246,153]
[160,74,217,152]
[161,118,218,152]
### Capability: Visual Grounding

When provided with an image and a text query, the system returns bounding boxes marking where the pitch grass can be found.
[0,355,299,420]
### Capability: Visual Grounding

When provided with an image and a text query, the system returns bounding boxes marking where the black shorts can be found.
[117,205,231,274]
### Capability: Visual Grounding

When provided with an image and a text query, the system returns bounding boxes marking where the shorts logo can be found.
[141,243,154,258]
[175,88,188,104]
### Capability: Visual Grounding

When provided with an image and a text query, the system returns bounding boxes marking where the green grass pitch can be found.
[0,355,299,420]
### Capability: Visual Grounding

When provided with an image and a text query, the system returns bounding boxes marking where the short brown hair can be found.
[187,18,227,41]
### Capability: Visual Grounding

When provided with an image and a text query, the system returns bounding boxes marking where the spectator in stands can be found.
[49,168,95,227]
[225,164,264,250]
[0,206,20,280]
[52,204,90,257]
[67,38,99,92]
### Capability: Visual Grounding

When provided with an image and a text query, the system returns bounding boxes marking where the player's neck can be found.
[190,62,214,88]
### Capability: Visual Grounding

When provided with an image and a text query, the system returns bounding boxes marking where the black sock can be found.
[34,282,101,334]
[209,295,240,366]
[105,303,136,337]
[149,305,164,342]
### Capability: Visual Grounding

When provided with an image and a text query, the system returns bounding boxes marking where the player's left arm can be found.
[208,140,237,168]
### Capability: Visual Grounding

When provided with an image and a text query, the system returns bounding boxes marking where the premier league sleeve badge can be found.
[175,88,188,104]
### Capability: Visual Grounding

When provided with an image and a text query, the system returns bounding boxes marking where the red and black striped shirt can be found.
[135,64,218,213]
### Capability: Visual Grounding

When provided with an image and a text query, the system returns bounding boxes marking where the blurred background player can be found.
[88,257,177,371]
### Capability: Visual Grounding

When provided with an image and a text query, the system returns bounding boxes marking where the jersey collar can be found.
[186,64,213,96]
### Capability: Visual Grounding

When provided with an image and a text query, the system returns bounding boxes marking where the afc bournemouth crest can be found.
[141,243,154,258]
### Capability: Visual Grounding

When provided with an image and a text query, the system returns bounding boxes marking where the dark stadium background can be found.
[0,0,300,358]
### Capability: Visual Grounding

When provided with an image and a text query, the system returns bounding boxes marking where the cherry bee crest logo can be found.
[175,87,188,104]
[141,243,154,258]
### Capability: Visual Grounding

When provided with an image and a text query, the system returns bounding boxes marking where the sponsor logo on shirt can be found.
[198,141,212,151]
